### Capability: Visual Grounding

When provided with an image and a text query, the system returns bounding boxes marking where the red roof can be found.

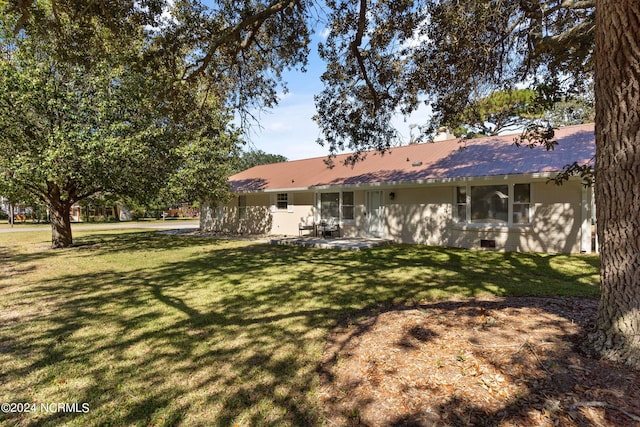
[231,124,595,192]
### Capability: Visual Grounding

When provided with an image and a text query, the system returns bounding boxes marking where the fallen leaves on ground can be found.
[319,297,640,426]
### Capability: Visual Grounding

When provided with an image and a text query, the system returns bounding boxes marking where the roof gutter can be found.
[232,171,580,194]
[308,172,566,191]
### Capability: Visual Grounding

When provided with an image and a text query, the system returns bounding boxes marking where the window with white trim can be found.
[512,184,531,224]
[456,187,467,222]
[455,183,531,225]
[342,192,354,220]
[471,185,509,223]
[320,192,339,219]
[319,191,355,221]
[276,193,288,210]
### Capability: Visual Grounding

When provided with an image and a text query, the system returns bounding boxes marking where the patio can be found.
[270,236,393,251]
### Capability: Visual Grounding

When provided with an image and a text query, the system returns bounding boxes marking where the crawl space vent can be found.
[480,239,497,249]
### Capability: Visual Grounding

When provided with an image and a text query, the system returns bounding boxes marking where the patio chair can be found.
[298,216,316,236]
[317,217,340,238]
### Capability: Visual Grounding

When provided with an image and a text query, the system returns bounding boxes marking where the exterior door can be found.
[366,190,385,237]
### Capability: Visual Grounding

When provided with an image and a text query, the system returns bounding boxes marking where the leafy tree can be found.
[0,172,32,208]
[156,113,243,207]
[0,176,40,225]
[545,93,596,128]
[237,149,288,172]
[0,12,240,248]
[448,88,594,139]
[453,89,545,138]
[1,0,313,247]
[4,0,312,119]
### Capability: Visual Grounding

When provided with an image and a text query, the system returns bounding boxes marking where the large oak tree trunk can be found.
[591,0,640,368]
[46,182,74,249]
[49,203,73,248]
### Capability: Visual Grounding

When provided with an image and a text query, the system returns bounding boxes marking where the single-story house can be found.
[201,123,596,253]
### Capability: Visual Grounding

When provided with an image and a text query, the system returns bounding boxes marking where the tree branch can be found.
[187,0,300,81]
[543,0,595,17]
[350,0,381,112]
[21,181,48,204]
[74,187,102,203]
[10,0,35,34]
[544,19,595,45]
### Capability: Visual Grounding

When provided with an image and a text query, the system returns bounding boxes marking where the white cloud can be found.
[141,0,178,33]
[319,27,331,40]
[266,121,293,132]
[240,92,328,160]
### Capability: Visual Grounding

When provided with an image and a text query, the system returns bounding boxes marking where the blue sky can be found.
[192,1,430,160]
[240,34,431,160]
[240,35,329,160]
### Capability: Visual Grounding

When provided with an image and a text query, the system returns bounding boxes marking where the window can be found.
[320,192,339,219]
[456,184,531,225]
[238,195,247,220]
[471,185,509,224]
[456,187,467,222]
[342,192,354,220]
[276,193,288,210]
[512,184,531,224]
[320,191,354,221]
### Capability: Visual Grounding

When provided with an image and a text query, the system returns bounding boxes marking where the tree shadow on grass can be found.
[71,230,230,253]
[0,234,601,426]
[0,244,64,285]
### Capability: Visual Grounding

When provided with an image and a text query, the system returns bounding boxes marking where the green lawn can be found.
[0,229,600,426]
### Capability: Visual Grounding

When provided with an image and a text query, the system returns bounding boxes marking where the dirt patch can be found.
[319,297,640,426]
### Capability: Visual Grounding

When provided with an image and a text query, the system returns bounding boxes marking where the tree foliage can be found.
[4,0,314,117]
[237,149,288,172]
[453,89,545,138]
[4,1,597,150]
[314,0,595,156]
[0,1,321,242]
[0,7,241,247]
[0,0,317,247]
[545,92,595,128]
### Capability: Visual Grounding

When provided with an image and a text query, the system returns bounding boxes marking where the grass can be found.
[0,221,51,229]
[0,218,199,230]
[0,229,600,426]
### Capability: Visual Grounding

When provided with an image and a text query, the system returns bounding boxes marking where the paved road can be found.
[0,221,200,234]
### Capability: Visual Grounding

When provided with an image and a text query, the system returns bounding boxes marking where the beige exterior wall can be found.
[449,180,588,253]
[201,192,316,236]
[200,193,272,235]
[201,178,593,253]
[270,192,316,236]
[382,186,453,246]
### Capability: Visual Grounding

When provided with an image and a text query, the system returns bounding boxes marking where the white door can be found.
[366,190,385,237]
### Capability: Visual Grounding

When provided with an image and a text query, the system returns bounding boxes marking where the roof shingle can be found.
[231,124,595,192]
